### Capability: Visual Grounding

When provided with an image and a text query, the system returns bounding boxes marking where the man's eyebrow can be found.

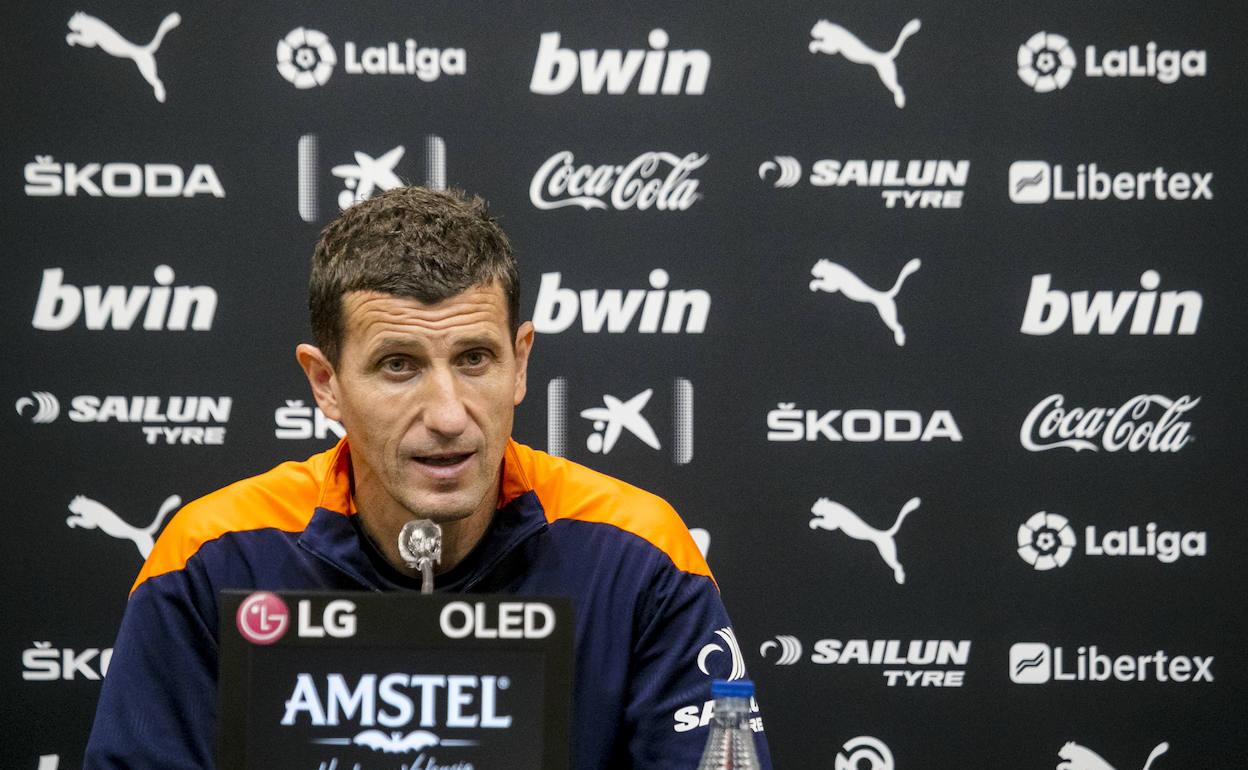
[454,334,505,350]
[368,337,426,356]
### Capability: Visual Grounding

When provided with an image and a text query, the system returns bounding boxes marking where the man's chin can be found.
[399,491,488,524]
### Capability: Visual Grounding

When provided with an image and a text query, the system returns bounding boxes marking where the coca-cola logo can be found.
[529,151,706,211]
[1020,394,1199,453]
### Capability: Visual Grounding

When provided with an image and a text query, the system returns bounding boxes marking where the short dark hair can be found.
[309,186,519,365]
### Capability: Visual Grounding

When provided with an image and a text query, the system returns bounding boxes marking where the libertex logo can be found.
[1009,161,1212,204]
[1009,643,1213,685]
[530,29,710,95]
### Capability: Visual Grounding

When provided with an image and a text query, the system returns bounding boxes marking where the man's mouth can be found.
[413,452,474,467]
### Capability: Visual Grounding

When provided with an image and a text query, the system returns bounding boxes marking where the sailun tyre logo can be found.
[17,392,60,423]
[237,592,290,645]
[759,635,803,665]
[1018,32,1076,92]
[759,157,802,188]
[277,27,337,88]
[835,736,894,770]
[1017,511,1076,571]
[697,627,746,681]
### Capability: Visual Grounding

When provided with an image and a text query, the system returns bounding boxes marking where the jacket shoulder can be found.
[131,444,341,592]
[507,441,712,581]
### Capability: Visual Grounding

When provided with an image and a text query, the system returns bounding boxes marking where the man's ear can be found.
[296,343,342,422]
[512,321,535,406]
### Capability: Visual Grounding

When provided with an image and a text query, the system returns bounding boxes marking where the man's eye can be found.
[460,350,491,369]
[381,357,413,374]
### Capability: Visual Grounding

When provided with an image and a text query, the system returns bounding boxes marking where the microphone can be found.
[397,519,442,594]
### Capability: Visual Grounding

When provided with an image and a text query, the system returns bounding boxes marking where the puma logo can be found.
[809,258,921,346]
[809,18,921,108]
[1057,741,1169,770]
[66,494,181,559]
[66,11,182,103]
[810,497,922,584]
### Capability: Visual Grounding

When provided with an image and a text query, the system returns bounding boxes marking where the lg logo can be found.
[235,593,357,645]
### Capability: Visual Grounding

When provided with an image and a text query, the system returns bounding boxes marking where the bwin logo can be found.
[16,392,60,423]
[530,29,710,95]
[811,497,923,584]
[759,157,802,188]
[298,134,446,223]
[66,11,182,103]
[759,635,803,666]
[66,494,181,559]
[835,736,894,770]
[547,377,693,464]
[809,19,922,108]
[697,627,746,681]
[1055,741,1169,770]
[1021,271,1202,336]
[810,258,921,346]
[532,270,710,334]
[32,266,217,331]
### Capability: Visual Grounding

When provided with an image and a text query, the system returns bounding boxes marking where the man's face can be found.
[319,283,532,524]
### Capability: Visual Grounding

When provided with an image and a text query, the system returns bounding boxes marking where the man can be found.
[84,187,770,769]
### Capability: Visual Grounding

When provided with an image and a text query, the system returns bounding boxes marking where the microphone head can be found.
[397,519,442,570]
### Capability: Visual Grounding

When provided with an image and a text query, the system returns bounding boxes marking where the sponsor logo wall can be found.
[3,3,1243,768]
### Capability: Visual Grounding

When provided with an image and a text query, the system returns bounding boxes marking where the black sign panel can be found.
[219,592,573,770]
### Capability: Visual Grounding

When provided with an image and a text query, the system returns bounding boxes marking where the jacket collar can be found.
[298,437,547,591]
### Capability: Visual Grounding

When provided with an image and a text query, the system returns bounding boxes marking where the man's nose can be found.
[421,367,469,437]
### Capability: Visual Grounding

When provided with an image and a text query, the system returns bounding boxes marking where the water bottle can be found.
[695,679,761,770]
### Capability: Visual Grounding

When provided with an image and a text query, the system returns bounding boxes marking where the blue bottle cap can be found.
[710,679,754,698]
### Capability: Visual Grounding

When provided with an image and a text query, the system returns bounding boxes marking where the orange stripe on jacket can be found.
[132,437,711,594]
[130,441,354,593]
[502,441,713,583]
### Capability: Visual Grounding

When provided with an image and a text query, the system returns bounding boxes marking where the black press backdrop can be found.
[2,1,1246,768]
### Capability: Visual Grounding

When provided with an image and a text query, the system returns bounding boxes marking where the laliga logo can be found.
[236,592,290,645]
[1017,511,1076,571]
[1018,32,1076,93]
[277,27,336,88]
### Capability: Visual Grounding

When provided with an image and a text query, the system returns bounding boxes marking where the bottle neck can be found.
[711,695,751,727]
